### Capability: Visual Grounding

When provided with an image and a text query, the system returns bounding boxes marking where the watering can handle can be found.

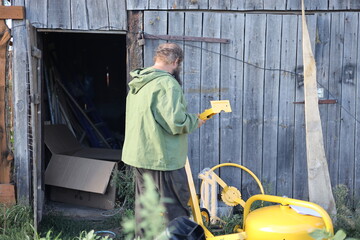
[243,194,334,234]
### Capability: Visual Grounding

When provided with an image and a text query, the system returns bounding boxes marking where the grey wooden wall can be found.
[25,0,127,30]
[127,0,360,10]
[142,11,360,201]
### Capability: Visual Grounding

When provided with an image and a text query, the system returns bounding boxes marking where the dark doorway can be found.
[42,32,127,149]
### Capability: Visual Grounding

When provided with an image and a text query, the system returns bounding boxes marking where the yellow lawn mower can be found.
[183,160,333,240]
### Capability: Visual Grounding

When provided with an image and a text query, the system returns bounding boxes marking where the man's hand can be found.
[197,115,207,128]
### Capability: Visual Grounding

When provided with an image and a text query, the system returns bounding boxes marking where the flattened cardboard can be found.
[44,124,121,161]
[44,124,122,209]
[50,186,116,210]
[45,154,115,194]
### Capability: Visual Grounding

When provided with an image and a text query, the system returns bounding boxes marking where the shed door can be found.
[26,20,44,226]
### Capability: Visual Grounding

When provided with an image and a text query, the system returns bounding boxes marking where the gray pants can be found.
[134,167,190,237]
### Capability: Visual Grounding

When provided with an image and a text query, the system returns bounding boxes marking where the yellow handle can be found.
[199,108,217,120]
[243,194,334,234]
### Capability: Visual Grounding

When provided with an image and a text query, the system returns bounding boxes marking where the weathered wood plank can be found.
[70,0,88,30]
[127,11,143,83]
[183,12,202,189]
[209,0,231,10]
[338,12,358,197]
[168,0,185,9]
[168,12,185,80]
[25,1,45,28]
[0,6,24,20]
[276,14,297,197]
[326,13,344,189]
[242,14,266,198]
[186,0,208,9]
[261,14,282,195]
[87,0,109,30]
[149,0,167,9]
[219,13,245,190]
[264,0,285,10]
[47,0,71,29]
[287,0,328,10]
[11,1,31,203]
[143,11,167,67]
[245,0,263,10]
[107,0,127,30]
[315,13,331,145]
[199,12,221,173]
[355,12,360,200]
[126,0,149,10]
[293,14,316,200]
[329,0,350,10]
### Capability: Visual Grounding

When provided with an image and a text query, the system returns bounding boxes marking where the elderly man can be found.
[122,42,205,235]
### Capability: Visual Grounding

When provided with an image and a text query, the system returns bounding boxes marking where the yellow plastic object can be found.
[243,194,334,240]
[199,100,232,120]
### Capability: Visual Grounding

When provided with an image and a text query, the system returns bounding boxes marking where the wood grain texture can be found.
[276,14,297,197]
[219,13,245,190]
[47,0,71,29]
[242,14,266,198]
[183,12,203,189]
[87,0,109,30]
[107,0,127,30]
[262,14,282,195]
[70,0,88,30]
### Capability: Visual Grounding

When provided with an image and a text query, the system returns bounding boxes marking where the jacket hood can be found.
[129,67,171,94]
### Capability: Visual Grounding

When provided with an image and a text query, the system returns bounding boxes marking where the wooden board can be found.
[355,13,360,200]
[108,0,127,30]
[241,14,266,198]
[143,11,167,66]
[325,12,344,190]
[0,6,24,20]
[70,0,88,30]
[183,12,202,189]
[276,14,297,197]
[25,0,46,28]
[0,184,16,206]
[338,12,358,198]
[87,0,109,30]
[293,14,316,200]
[0,17,11,184]
[11,1,31,204]
[199,12,221,173]
[261,14,282,195]
[149,0,167,9]
[219,13,245,190]
[47,0,71,29]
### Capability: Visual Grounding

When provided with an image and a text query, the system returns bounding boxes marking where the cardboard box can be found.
[44,124,122,210]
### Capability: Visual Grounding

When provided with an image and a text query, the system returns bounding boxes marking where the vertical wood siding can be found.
[141,11,360,200]
[128,0,360,10]
[24,0,127,31]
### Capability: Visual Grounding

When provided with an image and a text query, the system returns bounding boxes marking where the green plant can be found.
[0,203,33,239]
[332,185,360,238]
[121,173,167,240]
[310,229,359,240]
[111,167,135,209]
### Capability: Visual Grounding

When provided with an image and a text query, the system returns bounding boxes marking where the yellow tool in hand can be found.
[199,100,232,120]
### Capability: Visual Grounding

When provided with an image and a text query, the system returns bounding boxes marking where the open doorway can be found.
[42,32,127,149]
[41,32,127,212]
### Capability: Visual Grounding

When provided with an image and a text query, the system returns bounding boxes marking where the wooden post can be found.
[301,0,336,215]
[0,4,15,206]
[127,11,144,85]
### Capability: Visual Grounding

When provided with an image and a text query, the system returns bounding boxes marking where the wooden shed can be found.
[8,0,360,221]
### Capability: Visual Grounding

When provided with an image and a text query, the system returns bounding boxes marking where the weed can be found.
[0,203,33,239]
[332,185,360,238]
[111,166,135,210]
[121,173,166,240]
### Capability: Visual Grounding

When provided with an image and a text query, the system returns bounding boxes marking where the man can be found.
[122,42,205,234]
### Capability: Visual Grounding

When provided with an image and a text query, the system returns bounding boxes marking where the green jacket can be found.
[122,67,199,171]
